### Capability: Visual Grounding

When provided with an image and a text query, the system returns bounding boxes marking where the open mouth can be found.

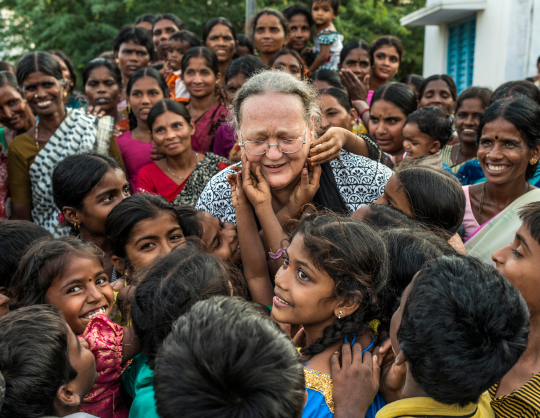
[273,292,292,307]
[462,128,476,134]
[95,98,110,104]
[263,163,287,173]
[36,100,52,108]
[81,306,107,320]
[486,164,509,173]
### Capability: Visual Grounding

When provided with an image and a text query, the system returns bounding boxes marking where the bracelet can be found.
[269,247,287,259]
[360,108,370,117]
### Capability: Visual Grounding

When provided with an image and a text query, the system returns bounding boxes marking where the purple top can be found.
[115,131,153,191]
[212,123,236,159]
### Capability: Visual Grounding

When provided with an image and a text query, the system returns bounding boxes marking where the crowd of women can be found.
[0,2,540,418]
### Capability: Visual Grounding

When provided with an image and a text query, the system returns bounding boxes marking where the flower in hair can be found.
[57,211,69,227]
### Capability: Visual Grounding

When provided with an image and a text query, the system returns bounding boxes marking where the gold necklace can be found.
[165,152,199,180]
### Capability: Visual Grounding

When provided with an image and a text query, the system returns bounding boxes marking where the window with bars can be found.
[447,15,476,94]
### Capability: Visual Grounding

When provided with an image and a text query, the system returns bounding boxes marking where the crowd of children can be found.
[1,0,540,417]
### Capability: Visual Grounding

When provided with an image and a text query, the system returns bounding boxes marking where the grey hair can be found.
[231,69,321,132]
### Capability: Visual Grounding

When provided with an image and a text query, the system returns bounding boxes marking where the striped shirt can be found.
[489,374,540,418]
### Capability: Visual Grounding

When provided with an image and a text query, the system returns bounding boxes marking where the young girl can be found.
[368,36,402,94]
[182,47,227,153]
[369,82,417,163]
[339,39,371,102]
[269,48,307,80]
[309,0,343,72]
[12,237,139,418]
[165,30,199,103]
[52,152,130,281]
[250,9,290,66]
[115,68,169,190]
[136,100,229,206]
[123,242,233,418]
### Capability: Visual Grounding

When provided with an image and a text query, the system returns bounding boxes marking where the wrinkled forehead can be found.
[238,92,307,130]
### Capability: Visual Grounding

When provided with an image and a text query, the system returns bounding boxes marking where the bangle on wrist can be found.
[360,108,370,117]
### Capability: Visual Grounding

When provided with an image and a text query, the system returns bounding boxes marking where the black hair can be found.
[12,237,103,308]
[0,71,18,91]
[135,13,157,25]
[16,52,63,85]
[282,4,314,27]
[126,67,169,130]
[49,50,77,91]
[370,36,403,64]
[154,296,305,418]
[404,106,454,147]
[52,152,124,233]
[147,99,192,132]
[82,58,123,89]
[113,24,156,62]
[291,212,389,358]
[394,165,465,234]
[268,48,305,78]
[225,55,266,84]
[491,80,540,106]
[356,203,419,230]
[237,34,255,55]
[153,14,185,33]
[0,61,15,74]
[340,39,370,67]
[169,30,201,48]
[250,9,290,39]
[400,74,424,91]
[310,68,344,90]
[99,51,115,61]
[131,242,231,367]
[417,74,458,103]
[0,305,78,418]
[320,87,352,112]
[181,46,220,77]
[478,96,540,179]
[455,86,492,113]
[399,255,529,406]
[519,201,540,245]
[0,221,51,289]
[105,194,182,261]
[174,205,205,238]
[371,82,417,117]
[310,0,340,15]
[202,17,237,44]
[380,227,455,321]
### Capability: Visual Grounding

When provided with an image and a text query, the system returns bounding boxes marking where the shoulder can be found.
[304,368,334,415]
[8,134,37,162]
[196,163,239,223]
[317,30,339,44]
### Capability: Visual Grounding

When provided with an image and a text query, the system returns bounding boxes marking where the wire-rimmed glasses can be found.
[239,130,307,155]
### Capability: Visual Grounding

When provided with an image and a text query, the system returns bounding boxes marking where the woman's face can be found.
[205,23,237,64]
[373,175,412,215]
[369,99,407,156]
[224,73,247,104]
[0,84,29,131]
[287,13,311,52]
[151,110,194,157]
[271,54,303,80]
[478,117,540,186]
[199,212,240,262]
[341,47,370,80]
[116,40,151,79]
[182,56,219,99]
[135,21,153,33]
[455,97,485,146]
[253,14,287,56]
[122,211,185,271]
[239,92,313,190]
[84,66,121,114]
[128,76,165,124]
[153,19,181,60]
[318,93,357,135]
[371,45,400,81]
[419,79,455,113]
[21,71,65,118]
[45,256,114,335]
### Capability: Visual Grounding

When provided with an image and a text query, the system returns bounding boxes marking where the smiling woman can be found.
[202,17,238,89]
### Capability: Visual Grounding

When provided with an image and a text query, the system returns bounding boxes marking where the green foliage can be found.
[0,0,425,86]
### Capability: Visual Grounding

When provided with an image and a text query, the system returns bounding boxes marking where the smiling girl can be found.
[369,36,402,94]
[251,9,290,65]
[12,237,139,418]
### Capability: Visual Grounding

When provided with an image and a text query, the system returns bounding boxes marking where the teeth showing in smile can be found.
[463,129,475,133]
[83,307,106,320]
[37,100,52,107]
[267,165,284,168]
[487,164,507,171]
[275,295,290,306]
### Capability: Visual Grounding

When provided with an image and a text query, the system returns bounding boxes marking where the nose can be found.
[274,267,288,289]
[320,115,330,131]
[492,246,506,265]
[488,143,504,160]
[36,84,48,98]
[97,84,106,94]
[86,283,104,304]
[375,121,387,135]
[141,93,151,104]
[265,142,284,159]
[2,106,13,119]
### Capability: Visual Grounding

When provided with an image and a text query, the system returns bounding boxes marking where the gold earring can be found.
[127,104,131,113]
[63,91,67,98]
[338,310,343,319]
[530,157,538,165]
[74,223,80,231]
[116,58,120,64]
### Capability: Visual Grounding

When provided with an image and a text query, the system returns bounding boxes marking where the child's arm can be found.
[122,325,140,364]
[309,43,332,73]
[227,166,274,306]
[308,127,372,165]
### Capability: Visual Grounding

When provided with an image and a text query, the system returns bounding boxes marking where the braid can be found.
[128,108,138,130]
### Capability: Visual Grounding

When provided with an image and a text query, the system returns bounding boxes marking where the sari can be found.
[191,102,227,153]
[29,109,115,237]
[464,188,540,264]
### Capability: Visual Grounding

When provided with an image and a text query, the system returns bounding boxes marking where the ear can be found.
[349,107,359,126]
[334,290,363,319]
[63,207,81,227]
[395,350,408,366]
[56,384,81,409]
[111,256,126,276]
[215,71,222,85]
[531,144,540,161]
[430,140,441,154]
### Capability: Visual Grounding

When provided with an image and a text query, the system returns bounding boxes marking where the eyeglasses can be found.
[239,130,307,155]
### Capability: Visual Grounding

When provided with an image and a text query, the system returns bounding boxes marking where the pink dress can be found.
[115,131,153,191]
[80,314,131,418]
[462,185,480,241]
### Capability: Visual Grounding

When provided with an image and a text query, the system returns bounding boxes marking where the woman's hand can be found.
[309,127,357,165]
[332,342,380,418]
[288,163,321,212]
[86,105,107,118]
[340,69,370,102]
[113,124,127,138]
[241,154,272,209]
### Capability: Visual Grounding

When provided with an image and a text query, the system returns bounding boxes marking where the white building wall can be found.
[422,25,447,76]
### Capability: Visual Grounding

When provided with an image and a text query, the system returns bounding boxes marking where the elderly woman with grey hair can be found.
[196,70,392,224]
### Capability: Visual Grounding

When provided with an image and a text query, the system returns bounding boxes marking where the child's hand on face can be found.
[375,338,406,402]
[289,163,321,211]
[240,154,273,209]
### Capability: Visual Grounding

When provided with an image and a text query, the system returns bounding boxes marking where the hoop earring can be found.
[74,223,80,231]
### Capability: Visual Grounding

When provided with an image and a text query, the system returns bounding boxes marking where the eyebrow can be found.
[386,193,399,207]
[517,233,530,252]
[295,258,318,276]
[134,227,183,246]
[95,188,116,199]
[61,270,106,290]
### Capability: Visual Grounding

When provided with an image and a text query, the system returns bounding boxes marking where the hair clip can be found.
[268,247,287,259]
